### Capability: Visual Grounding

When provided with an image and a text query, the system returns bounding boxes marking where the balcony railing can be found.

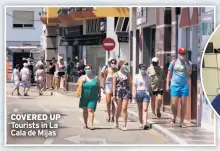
[57,7,94,15]
[39,7,47,17]
[57,7,69,15]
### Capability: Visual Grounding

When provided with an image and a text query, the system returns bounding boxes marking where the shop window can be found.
[201,22,213,35]
[164,8,171,24]
[187,50,192,61]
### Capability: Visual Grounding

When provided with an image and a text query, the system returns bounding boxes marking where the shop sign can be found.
[118,36,129,43]
[64,25,83,38]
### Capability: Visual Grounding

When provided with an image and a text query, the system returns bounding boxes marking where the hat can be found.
[152,57,159,62]
[108,57,113,62]
[23,63,28,67]
[178,48,187,54]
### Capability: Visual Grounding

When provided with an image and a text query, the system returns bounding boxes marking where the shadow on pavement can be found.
[19,97,36,99]
[93,127,115,130]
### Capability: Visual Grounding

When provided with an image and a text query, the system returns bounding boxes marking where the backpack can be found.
[172,59,190,69]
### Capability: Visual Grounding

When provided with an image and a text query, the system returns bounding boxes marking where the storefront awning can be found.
[59,33,106,46]
[8,46,38,49]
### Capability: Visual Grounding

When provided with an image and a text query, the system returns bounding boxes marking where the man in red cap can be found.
[166,48,192,128]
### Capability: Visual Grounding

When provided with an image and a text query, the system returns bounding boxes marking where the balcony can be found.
[39,8,47,24]
[40,7,59,25]
[57,7,69,15]
[40,7,129,25]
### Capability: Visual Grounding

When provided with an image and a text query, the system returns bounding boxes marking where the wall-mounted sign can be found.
[118,36,129,43]
[64,25,83,38]
[102,38,115,51]
[100,21,105,32]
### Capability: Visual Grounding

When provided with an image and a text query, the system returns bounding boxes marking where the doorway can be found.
[13,52,29,70]
[151,27,156,58]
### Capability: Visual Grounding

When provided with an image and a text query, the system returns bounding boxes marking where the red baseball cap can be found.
[178,48,187,54]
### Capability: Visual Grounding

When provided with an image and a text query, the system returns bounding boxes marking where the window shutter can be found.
[13,11,34,25]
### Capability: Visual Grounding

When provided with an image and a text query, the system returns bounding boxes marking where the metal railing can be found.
[57,7,94,15]
[39,7,47,17]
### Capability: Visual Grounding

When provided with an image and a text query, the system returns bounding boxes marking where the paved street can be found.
[6,85,170,145]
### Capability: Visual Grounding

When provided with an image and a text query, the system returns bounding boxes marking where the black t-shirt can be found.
[49,62,56,74]
[77,64,85,76]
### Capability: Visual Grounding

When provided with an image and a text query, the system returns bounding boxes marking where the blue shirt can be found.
[211,94,220,115]
[168,59,192,86]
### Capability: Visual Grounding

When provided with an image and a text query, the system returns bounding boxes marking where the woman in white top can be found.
[133,64,152,130]
[57,56,66,91]
[20,63,30,96]
[36,65,46,95]
[11,64,21,96]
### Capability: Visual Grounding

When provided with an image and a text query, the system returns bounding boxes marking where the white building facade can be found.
[6,7,43,80]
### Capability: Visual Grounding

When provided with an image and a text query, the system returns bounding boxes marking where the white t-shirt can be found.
[12,69,19,81]
[134,74,151,91]
[20,68,30,80]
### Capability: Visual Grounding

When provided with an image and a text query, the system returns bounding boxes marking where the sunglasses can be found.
[111,62,116,65]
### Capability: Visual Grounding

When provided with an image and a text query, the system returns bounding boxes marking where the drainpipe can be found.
[175,8,181,59]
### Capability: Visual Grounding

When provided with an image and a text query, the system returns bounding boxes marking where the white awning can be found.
[8,46,38,49]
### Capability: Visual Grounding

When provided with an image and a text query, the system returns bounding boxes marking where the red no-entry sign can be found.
[102,38,115,51]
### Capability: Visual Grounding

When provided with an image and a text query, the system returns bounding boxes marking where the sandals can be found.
[143,125,150,130]
[157,109,161,118]
[89,127,95,130]
[106,117,111,122]
[114,122,119,128]
[180,124,187,128]
[171,118,176,124]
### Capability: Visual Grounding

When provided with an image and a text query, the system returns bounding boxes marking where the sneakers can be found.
[122,127,127,131]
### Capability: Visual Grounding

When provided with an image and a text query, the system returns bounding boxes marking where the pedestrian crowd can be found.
[11,55,86,96]
[11,48,192,131]
[76,48,192,130]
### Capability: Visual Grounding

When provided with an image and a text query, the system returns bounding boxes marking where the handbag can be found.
[74,76,85,97]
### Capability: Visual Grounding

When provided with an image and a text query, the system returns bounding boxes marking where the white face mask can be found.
[178,54,185,61]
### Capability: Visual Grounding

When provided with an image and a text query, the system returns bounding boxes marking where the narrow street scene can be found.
[6,7,215,145]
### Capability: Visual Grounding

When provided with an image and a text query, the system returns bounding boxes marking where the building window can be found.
[201,22,213,35]
[136,7,147,19]
[12,11,34,28]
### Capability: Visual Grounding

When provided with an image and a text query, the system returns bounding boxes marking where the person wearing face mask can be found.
[147,57,164,118]
[103,58,118,122]
[133,64,152,130]
[112,60,132,131]
[78,65,101,130]
[166,48,192,128]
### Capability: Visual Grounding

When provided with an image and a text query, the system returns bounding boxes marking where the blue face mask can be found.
[140,70,146,75]
[85,69,92,75]
[123,65,128,72]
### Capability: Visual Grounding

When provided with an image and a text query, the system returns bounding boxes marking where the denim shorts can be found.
[170,84,189,97]
[136,90,150,103]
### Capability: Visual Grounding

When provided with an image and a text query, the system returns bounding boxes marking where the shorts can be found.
[152,89,163,96]
[105,77,113,93]
[136,90,150,103]
[170,85,189,97]
[116,89,132,100]
[58,72,65,77]
[22,80,30,88]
